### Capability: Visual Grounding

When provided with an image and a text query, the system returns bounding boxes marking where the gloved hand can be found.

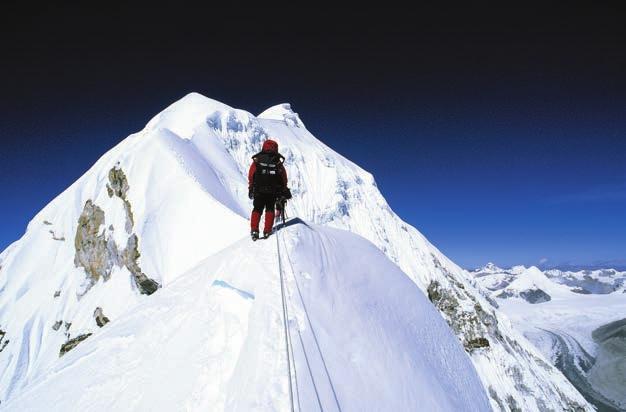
[283,187,292,200]
[248,188,254,199]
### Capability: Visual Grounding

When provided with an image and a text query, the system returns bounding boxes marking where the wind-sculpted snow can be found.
[0,93,592,410]
[4,223,490,411]
[0,101,248,401]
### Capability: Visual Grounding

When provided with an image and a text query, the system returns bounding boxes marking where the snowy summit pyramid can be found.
[0,93,590,410]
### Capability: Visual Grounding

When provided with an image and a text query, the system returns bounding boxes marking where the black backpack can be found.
[253,152,285,195]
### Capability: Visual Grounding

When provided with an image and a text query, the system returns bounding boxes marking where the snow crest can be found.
[5,223,490,411]
[0,93,592,411]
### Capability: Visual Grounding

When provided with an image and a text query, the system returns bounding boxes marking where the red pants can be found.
[251,193,276,233]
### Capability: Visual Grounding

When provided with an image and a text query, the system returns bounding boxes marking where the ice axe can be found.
[276,196,288,225]
[276,188,291,226]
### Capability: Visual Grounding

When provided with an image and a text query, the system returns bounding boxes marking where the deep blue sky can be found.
[1,5,625,269]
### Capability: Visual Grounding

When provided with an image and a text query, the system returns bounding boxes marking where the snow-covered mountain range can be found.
[0,93,592,410]
[472,263,626,411]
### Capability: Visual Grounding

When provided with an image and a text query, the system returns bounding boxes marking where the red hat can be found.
[262,139,278,153]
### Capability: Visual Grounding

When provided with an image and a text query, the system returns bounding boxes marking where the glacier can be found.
[473,263,626,411]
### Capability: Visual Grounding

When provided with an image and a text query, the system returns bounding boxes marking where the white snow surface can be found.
[473,264,626,352]
[5,223,488,411]
[0,93,591,410]
[474,263,626,297]
[472,264,626,410]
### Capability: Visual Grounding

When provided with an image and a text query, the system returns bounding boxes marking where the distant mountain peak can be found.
[474,262,504,273]
[258,102,304,128]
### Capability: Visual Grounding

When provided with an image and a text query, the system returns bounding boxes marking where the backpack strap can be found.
[252,151,285,164]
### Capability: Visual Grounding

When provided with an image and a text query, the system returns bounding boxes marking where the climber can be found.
[248,139,291,240]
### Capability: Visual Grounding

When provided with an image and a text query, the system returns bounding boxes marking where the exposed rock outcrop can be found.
[0,328,8,353]
[59,333,92,356]
[73,167,160,296]
[427,256,590,411]
[106,166,134,234]
[74,200,117,289]
[466,337,490,350]
[519,288,551,304]
[49,230,65,241]
[496,290,515,299]
[489,386,505,411]
[93,307,110,327]
[588,318,626,410]
[122,234,159,295]
[427,279,497,352]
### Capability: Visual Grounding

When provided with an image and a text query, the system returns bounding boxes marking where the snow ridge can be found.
[0,93,592,411]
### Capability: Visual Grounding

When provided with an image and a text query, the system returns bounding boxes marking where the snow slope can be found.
[4,222,489,411]
[544,268,626,295]
[474,263,626,299]
[473,264,575,303]
[0,93,591,410]
[473,264,626,411]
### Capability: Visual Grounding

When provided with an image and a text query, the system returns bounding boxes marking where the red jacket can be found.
[248,159,287,189]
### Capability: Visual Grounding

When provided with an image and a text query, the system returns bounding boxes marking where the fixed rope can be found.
[295,321,324,411]
[287,312,302,412]
[279,227,323,412]
[279,227,343,412]
[276,230,295,412]
[282,240,302,412]
[276,207,325,412]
